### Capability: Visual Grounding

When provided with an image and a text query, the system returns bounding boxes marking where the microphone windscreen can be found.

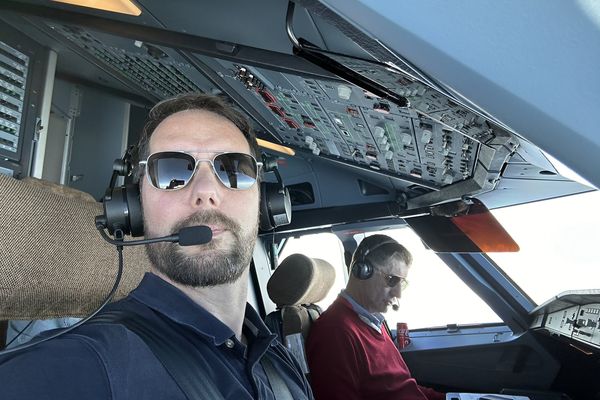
[178,225,213,246]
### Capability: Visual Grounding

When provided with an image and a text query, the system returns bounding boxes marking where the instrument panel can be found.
[530,291,600,351]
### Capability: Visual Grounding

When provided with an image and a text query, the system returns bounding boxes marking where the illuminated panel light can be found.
[52,0,142,16]
[257,139,295,156]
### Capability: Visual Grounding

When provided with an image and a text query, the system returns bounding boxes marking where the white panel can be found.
[573,303,600,346]
[31,49,57,178]
[545,305,580,337]
[41,112,68,183]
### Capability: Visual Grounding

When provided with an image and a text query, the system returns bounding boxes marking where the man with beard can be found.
[306,234,444,400]
[0,93,312,400]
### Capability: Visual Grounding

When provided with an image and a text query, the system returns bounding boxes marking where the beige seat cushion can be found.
[267,253,335,307]
[0,174,151,319]
[266,254,336,375]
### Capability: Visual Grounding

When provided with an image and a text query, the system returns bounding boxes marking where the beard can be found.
[144,210,258,287]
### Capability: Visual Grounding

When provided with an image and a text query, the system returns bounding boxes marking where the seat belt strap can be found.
[306,307,320,323]
[91,310,224,400]
[262,356,294,400]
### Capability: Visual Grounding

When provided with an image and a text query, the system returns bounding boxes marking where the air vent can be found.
[287,182,314,205]
[357,180,389,196]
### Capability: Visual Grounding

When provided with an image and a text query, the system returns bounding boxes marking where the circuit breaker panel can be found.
[48,24,206,100]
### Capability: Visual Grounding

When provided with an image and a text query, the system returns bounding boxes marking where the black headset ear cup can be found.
[352,261,373,280]
[101,183,144,237]
[125,183,144,237]
[351,239,398,280]
[259,182,292,231]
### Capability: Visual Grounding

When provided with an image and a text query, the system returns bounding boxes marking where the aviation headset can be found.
[95,147,292,238]
[351,239,398,280]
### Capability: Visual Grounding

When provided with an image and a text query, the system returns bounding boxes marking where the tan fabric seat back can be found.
[0,174,151,319]
[265,253,336,373]
[267,253,335,308]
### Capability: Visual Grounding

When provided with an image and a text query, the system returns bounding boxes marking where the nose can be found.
[391,282,402,298]
[187,161,222,208]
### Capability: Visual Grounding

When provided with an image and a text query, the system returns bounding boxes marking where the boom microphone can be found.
[98,225,213,247]
[177,226,213,246]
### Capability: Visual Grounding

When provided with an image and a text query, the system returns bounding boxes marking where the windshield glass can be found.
[489,190,600,305]
[277,190,600,330]
[279,228,503,330]
[368,228,502,329]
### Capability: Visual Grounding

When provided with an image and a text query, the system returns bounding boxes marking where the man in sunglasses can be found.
[306,234,445,400]
[1,93,312,399]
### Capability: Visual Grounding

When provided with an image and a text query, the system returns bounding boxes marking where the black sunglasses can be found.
[376,270,409,290]
[139,151,262,191]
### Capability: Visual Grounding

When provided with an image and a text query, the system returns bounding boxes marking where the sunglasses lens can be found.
[383,274,408,289]
[213,153,258,189]
[147,152,195,190]
[386,275,401,287]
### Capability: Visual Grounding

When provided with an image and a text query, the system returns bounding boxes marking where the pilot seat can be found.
[264,253,335,375]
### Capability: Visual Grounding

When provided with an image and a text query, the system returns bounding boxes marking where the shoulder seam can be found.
[65,333,117,400]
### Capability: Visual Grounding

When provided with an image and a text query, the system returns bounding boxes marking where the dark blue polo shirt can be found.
[0,273,312,400]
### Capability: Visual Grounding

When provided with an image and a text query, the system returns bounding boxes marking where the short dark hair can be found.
[137,93,260,162]
[351,234,412,271]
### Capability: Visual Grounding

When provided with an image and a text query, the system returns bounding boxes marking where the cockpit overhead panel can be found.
[40,21,523,205]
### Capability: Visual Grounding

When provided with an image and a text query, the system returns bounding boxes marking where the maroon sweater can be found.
[306,296,445,400]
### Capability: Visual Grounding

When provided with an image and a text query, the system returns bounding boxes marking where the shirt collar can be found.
[130,272,275,347]
[340,290,385,333]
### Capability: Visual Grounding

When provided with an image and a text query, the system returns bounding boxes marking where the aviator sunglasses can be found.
[139,151,262,191]
[376,270,409,290]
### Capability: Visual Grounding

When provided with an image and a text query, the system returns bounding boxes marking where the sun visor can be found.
[405,198,519,253]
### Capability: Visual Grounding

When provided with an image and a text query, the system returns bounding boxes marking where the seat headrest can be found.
[267,253,335,307]
[0,174,151,319]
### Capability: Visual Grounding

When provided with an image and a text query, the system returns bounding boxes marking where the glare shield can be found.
[406,199,519,253]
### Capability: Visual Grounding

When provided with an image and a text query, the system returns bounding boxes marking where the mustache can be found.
[171,210,241,238]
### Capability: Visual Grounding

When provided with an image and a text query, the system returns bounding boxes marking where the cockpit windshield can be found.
[489,190,600,305]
